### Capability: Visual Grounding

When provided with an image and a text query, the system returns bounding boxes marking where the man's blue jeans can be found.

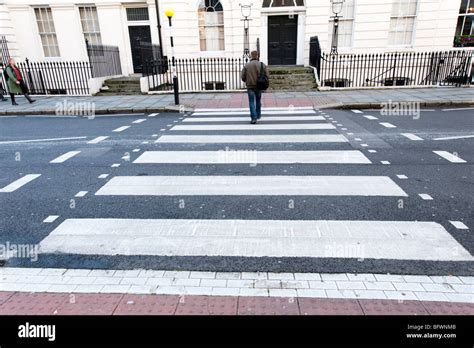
[247,88,262,121]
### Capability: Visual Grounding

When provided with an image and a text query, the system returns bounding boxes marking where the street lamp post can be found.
[330,0,345,86]
[240,4,252,62]
[165,7,179,105]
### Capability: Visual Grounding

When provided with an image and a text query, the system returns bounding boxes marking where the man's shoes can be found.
[257,115,261,120]
[12,102,18,106]
[250,120,257,124]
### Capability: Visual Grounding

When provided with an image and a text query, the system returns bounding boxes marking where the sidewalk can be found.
[1,87,473,115]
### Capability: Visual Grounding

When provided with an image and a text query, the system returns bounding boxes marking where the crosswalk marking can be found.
[95,176,407,197]
[449,221,469,230]
[0,174,41,193]
[401,133,423,141]
[134,151,372,164]
[112,126,131,133]
[50,151,81,164]
[156,134,348,144]
[364,116,379,120]
[433,151,467,163]
[87,136,109,144]
[183,116,325,123]
[193,110,317,116]
[43,215,59,223]
[132,119,147,124]
[171,124,336,131]
[380,122,397,128]
[38,219,473,261]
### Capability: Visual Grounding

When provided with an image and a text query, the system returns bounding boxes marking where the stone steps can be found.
[267,66,316,91]
[97,77,141,96]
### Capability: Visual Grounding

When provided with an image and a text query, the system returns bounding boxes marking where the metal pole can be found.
[168,16,179,105]
[154,0,164,59]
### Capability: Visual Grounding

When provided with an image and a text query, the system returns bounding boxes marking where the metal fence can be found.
[16,58,92,95]
[309,38,474,88]
[86,41,122,78]
[143,57,246,92]
[1,36,10,96]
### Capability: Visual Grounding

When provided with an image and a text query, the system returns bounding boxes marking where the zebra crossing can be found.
[37,107,473,267]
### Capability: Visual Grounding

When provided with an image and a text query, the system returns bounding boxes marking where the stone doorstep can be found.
[0,291,472,315]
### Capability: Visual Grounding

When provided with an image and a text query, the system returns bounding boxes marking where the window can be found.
[126,8,149,21]
[79,6,102,45]
[262,0,304,7]
[34,7,60,57]
[388,0,418,46]
[328,0,355,49]
[198,0,224,51]
[454,0,474,46]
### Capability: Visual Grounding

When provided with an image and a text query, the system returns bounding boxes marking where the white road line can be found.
[156,134,348,144]
[380,122,397,128]
[193,110,316,116]
[434,135,474,141]
[361,144,369,147]
[449,221,469,230]
[50,151,81,164]
[0,137,87,145]
[75,191,88,198]
[112,126,131,133]
[148,113,159,117]
[87,136,109,144]
[0,174,41,193]
[132,119,147,124]
[111,164,121,168]
[134,151,372,165]
[132,149,141,153]
[38,219,472,261]
[401,133,424,141]
[364,116,379,120]
[433,151,467,163]
[419,194,434,200]
[171,124,336,131]
[95,176,407,197]
[397,175,408,180]
[352,110,363,114]
[43,216,59,223]
[195,107,315,112]
[184,116,325,122]
[368,150,377,153]
[98,174,109,179]
[443,107,474,112]
[381,161,391,165]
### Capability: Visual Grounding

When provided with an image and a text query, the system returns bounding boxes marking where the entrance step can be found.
[95,77,142,96]
[268,66,316,91]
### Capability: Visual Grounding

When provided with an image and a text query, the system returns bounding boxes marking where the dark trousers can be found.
[10,80,31,103]
[0,82,6,100]
[247,88,262,120]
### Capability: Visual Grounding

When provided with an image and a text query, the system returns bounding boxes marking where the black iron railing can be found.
[143,57,246,92]
[16,59,92,95]
[1,35,10,96]
[86,41,122,78]
[309,45,474,88]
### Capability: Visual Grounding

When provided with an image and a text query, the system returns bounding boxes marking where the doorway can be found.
[128,25,152,73]
[268,15,298,65]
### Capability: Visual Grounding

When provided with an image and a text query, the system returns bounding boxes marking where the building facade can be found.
[0,0,470,76]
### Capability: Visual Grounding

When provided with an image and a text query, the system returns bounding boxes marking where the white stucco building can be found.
[0,0,471,75]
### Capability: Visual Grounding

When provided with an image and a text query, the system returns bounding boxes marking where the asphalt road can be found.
[0,107,472,275]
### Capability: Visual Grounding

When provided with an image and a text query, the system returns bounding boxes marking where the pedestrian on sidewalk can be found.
[241,51,269,124]
[4,58,35,105]
[0,63,7,102]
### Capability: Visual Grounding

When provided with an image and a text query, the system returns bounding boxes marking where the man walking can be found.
[4,58,35,105]
[241,51,269,124]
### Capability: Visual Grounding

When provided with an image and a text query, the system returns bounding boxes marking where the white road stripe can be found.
[449,221,469,230]
[87,136,109,144]
[50,151,81,164]
[75,191,88,198]
[112,126,131,133]
[397,175,408,180]
[195,107,315,112]
[39,219,473,261]
[0,137,87,145]
[43,216,59,223]
[434,135,474,141]
[380,122,397,128]
[443,107,474,112]
[193,110,316,116]
[134,151,372,165]
[352,110,363,114]
[111,164,121,168]
[381,161,391,165]
[0,174,41,193]
[95,176,407,197]
[364,116,379,120]
[148,113,159,117]
[419,194,434,200]
[98,174,109,179]
[157,134,348,144]
[132,119,147,124]
[183,116,325,122]
[401,133,424,141]
[433,151,467,163]
[171,124,336,131]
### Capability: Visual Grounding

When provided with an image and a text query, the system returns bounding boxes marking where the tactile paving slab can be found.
[0,292,15,305]
[358,300,428,316]
[0,293,68,315]
[422,301,474,315]
[299,298,364,315]
[238,297,300,315]
[114,295,179,315]
[55,294,123,315]
[175,296,238,315]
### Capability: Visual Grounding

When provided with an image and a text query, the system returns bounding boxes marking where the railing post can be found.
[85,39,94,77]
[25,58,36,94]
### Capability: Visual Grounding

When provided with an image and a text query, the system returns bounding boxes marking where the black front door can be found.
[128,25,152,73]
[268,15,298,65]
